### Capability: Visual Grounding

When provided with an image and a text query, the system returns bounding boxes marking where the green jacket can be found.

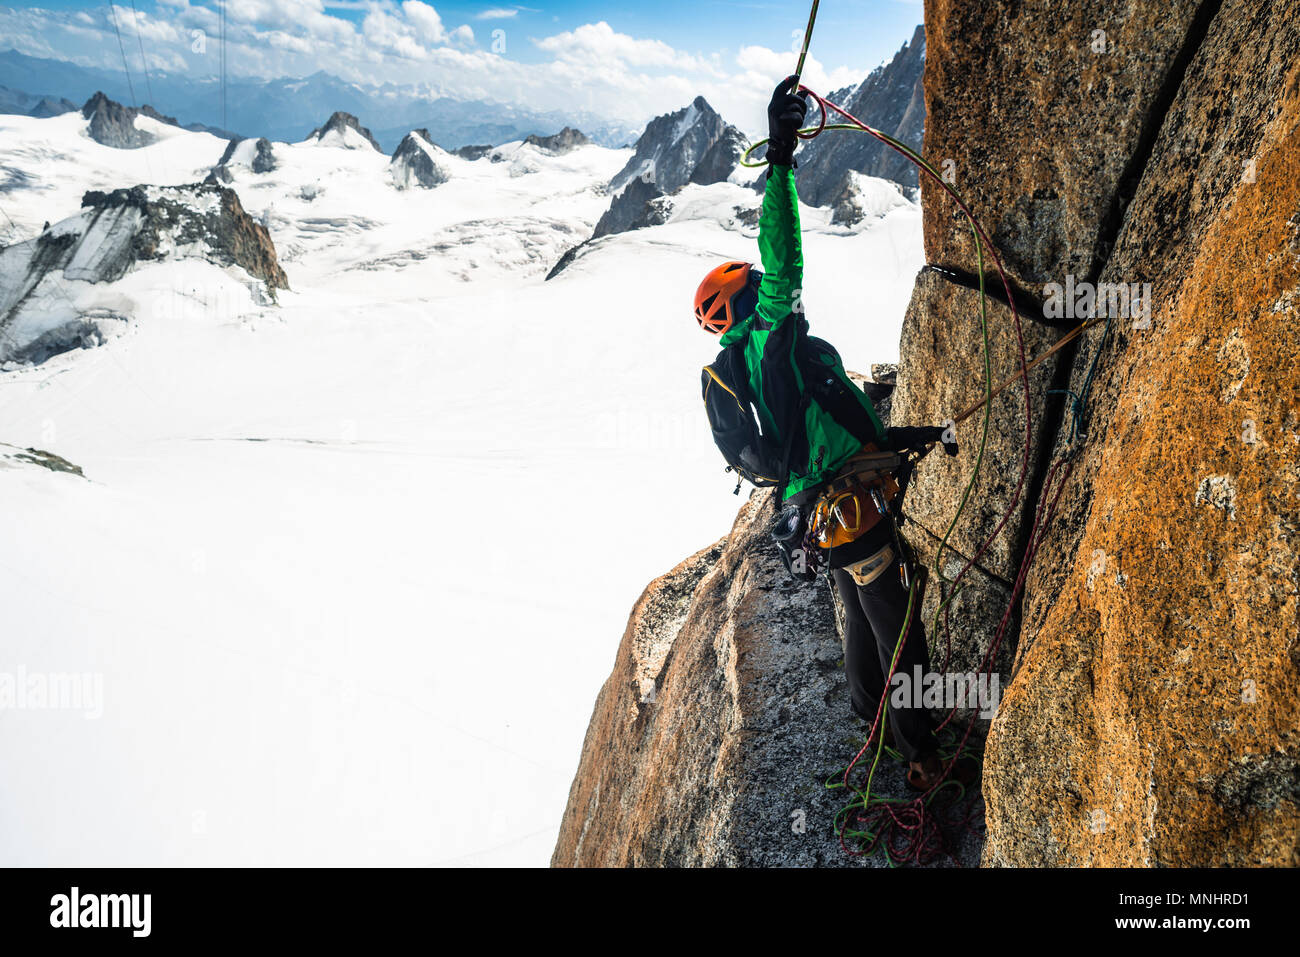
[719,164,886,501]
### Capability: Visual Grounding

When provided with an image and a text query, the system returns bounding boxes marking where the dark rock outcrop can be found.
[524,127,591,154]
[216,137,277,174]
[81,184,287,288]
[795,24,926,202]
[0,183,287,364]
[0,443,85,477]
[826,170,912,227]
[591,176,672,239]
[452,144,494,161]
[389,129,451,189]
[544,239,593,280]
[81,91,153,149]
[306,111,383,152]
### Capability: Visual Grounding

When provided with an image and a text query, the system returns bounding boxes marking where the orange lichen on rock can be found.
[984,66,1300,866]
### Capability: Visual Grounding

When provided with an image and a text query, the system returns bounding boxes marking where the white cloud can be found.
[113,4,182,44]
[534,21,711,72]
[476,7,519,20]
[401,1,447,45]
[735,45,863,95]
[0,4,881,134]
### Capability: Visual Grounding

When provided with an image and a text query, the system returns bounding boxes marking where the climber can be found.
[696,77,968,791]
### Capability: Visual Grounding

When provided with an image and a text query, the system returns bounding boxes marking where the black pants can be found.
[831,561,938,763]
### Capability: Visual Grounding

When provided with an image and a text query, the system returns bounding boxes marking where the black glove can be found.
[766,76,807,167]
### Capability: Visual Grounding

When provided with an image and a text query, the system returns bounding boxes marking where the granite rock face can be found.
[980,0,1300,867]
[919,0,1206,295]
[551,491,981,868]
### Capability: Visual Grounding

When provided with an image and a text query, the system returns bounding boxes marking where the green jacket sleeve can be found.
[754,164,803,330]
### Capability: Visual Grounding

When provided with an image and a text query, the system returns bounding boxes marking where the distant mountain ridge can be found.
[0,49,638,152]
[0,83,76,117]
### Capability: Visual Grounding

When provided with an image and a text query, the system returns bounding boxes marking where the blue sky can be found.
[0,1,924,125]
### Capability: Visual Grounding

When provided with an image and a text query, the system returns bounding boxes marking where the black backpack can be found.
[701,326,877,495]
[701,344,791,493]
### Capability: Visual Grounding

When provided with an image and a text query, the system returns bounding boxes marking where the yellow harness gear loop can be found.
[810,444,900,549]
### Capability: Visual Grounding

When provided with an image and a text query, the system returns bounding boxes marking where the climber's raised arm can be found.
[754,77,808,330]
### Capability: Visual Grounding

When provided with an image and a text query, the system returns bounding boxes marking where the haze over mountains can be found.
[0,48,641,152]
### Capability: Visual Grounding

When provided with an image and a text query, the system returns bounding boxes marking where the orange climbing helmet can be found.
[694,261,759,335]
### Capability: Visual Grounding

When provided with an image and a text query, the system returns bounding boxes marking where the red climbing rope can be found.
[780,85,1057,866]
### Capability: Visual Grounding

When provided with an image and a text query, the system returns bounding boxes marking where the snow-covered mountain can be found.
[794,24,927,201]
[0,182,284,364]
[305,111,385,153]
[584,96,752,246]
[388,130,453,190]
[0,102,922,866]
[608,96,748,196]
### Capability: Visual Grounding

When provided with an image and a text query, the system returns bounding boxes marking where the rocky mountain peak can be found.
[80,91,153,149]
[794,24,925,202]
[587,97,748,243]
[609,96,737,195]
[306,111,384,152]
[389,129,451,189]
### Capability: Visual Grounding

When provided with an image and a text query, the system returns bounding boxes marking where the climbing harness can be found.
[752,0,1112,866]
[807,445,900,549]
